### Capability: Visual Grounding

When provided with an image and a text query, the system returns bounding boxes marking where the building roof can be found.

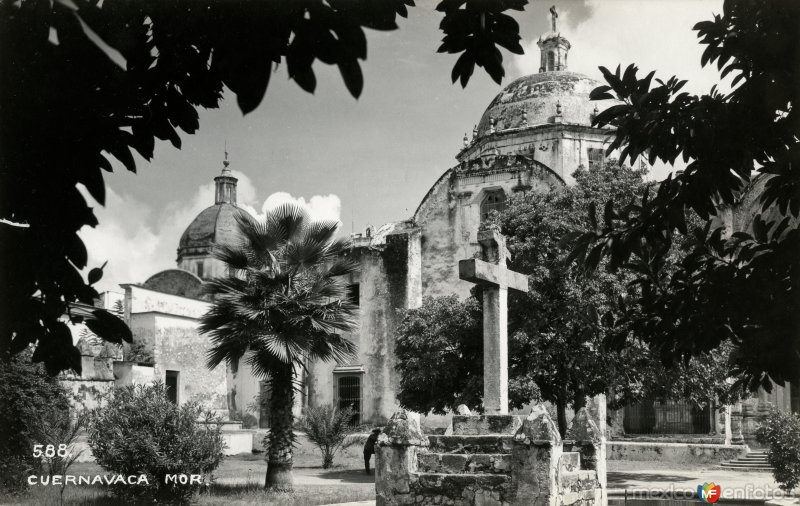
[474,71,605,140]
[176,203,240,261]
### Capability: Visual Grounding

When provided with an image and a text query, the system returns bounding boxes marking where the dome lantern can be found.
[537,6,571,73]
[214,149,238,205]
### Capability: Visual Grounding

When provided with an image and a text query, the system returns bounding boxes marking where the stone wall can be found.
[607,441,746,465]
[124,284,227,412]
[113,362,155,386]
[305,228,422,425]
[376,407,606,506]
[151,313,227,410]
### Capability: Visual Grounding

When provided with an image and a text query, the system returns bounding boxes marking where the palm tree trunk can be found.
[265,364,295,490]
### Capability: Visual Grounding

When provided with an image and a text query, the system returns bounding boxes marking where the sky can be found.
[81,0,726,293]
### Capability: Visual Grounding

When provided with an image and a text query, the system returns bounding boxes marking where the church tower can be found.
[537,6,571,72]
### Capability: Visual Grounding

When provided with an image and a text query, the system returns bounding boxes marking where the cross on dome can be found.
[538,4,570,72]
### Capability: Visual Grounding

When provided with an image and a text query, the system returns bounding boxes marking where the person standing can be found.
[363,428,381,475]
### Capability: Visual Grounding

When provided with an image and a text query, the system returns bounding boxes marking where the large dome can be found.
[177,203,240,261]
[475,71,604,139]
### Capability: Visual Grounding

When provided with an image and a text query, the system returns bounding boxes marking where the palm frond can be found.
[322,237,354,260]
[322,257,360,280]
[202,276,249,297]
[212,244,250,270]
[232,209,277,266]
[266,202,309,245]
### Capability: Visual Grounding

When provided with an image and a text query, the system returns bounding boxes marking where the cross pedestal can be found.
[459,230,528,414]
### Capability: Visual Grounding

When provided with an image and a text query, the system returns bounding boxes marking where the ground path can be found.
[66,457,794,503]
[213,459,792,502]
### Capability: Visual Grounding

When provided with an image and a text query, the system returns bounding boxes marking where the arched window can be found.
[547,51,555,71]
[481,190,507,222]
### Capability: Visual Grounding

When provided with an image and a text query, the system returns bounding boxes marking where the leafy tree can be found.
[88,382,225,504]
[568,0,800,390]
[1,0,529,374]
[200,204,358,489]
[756,410,800,492]
[493,163,645,433]
[298,404,357,469]
[396,162,742,435]
[0,350,72,493]
[395,295,539,414]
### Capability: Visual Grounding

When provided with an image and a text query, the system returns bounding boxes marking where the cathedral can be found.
[63,10,796,448]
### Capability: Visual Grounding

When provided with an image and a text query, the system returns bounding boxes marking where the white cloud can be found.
[513,0,726,93]
[79,174,341,293]
[512,0,726,181]
[244,192,342,224]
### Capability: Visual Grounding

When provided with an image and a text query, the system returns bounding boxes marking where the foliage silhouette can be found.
[567,0,800,390]
[1,0,529,374]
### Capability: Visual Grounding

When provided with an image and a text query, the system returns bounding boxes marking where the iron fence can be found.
[623,399,712,434]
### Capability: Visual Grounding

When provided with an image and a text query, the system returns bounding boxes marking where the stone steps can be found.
[721,450,773,472]
[427,435,514,454]
[417,452,511,474]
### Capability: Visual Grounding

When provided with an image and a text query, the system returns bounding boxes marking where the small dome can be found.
[177,203,240,261]
[475,71,607,140]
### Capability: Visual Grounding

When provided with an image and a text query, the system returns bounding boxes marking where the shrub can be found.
[229,409,258,429]
[0,350,71,494]
[88,382,225,504]
[297,404,356,469]
[755,409,800,492]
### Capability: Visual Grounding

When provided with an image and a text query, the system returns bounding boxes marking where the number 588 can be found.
[32,444,69,458]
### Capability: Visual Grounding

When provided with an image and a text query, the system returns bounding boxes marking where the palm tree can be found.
[200,203,358,489]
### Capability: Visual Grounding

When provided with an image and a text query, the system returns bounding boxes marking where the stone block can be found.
[559,452,580,472]
[514,405,561,446]
[428,435,514,454]
[417,453,512,474]
[221,430,253,455]
[566,408,601,444]
[379,410,429,447]
[414,472,510,501]
[452,415,523,435]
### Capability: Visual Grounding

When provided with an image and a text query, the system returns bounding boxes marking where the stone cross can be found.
[550,5,558,32]
[459,230,528,414]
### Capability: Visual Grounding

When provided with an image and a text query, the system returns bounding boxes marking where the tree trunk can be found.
[265,364,295,490]
[556,401,567,438]
[573,392,586,413]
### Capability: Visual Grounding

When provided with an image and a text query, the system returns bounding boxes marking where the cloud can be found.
[245,192,342,223]
[78,173,341,293]
[512,0,726,181]
[513,0,725,94]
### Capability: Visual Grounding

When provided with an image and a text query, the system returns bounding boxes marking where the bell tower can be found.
[537,6,571,73]
[214,149,238,206]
